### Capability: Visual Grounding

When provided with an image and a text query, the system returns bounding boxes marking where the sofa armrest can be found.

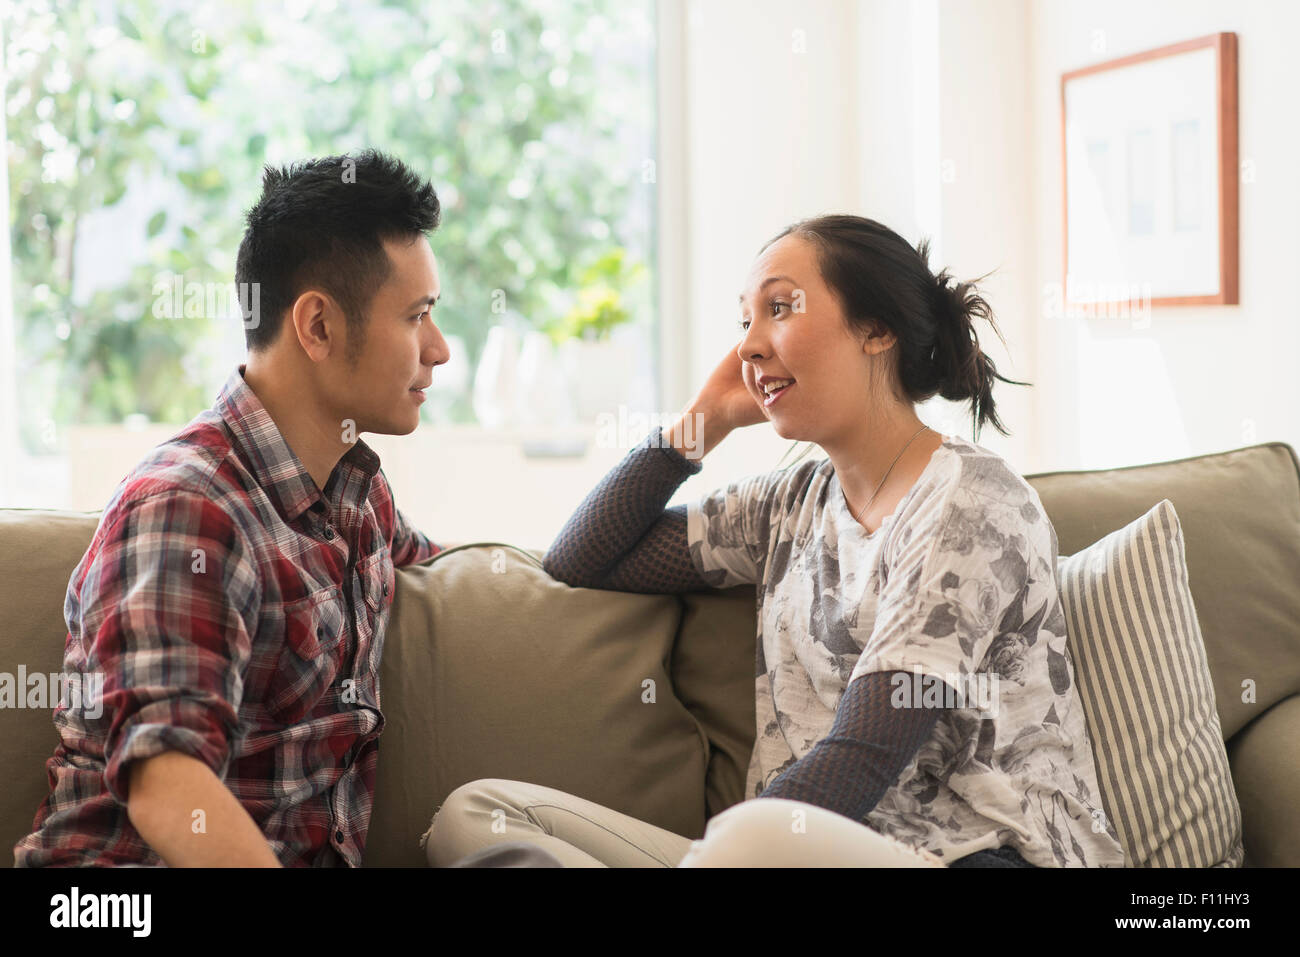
[1225,693,1300,866]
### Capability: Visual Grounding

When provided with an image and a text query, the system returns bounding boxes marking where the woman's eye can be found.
[738,318,751,331]
[770,300,788,316]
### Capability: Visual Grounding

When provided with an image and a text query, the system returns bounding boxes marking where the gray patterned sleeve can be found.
[542,430,713,593]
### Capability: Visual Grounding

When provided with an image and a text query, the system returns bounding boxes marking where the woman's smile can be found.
[762,381,795,407]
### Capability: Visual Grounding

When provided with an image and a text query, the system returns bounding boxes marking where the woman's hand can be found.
[690,344,768,433]
[662,343,767,462]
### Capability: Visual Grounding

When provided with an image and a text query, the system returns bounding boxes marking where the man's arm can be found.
[127,752,281,867]
[79,488,266,863]
[391,504,441,566]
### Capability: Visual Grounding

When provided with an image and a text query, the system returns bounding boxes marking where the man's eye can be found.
[412,310,428,322]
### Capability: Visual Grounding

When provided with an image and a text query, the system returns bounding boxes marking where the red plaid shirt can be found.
[14,364,440,867]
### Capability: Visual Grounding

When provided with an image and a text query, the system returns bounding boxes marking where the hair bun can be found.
[930,273,964,361]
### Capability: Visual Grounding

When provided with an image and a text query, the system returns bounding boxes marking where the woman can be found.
[422,214,1125,868]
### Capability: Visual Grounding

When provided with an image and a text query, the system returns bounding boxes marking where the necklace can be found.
[852,425,932,527]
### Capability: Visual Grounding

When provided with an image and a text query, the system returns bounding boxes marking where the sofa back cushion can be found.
[366,543,713,865]
[670,585,759,819]
[0,509,102,868]
[1026,442,1300,740]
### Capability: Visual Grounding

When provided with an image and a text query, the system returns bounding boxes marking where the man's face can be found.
[329,234,448,436]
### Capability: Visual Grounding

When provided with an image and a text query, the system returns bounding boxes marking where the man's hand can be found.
[126,751,283,867]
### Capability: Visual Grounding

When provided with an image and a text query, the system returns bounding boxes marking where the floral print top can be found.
[685,432,1125,867]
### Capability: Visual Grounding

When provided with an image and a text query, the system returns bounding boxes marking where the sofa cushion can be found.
[0,508,102,869]
[365,543,712,866]
[1224,694,1300,866]
[1056,500,1244,867]
[671,585,758,818]
[1026,442,1300,740]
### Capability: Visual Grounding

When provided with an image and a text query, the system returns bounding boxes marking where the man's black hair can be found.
[235,149,441,357]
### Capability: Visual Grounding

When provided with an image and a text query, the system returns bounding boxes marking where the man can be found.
[15,149,448,867]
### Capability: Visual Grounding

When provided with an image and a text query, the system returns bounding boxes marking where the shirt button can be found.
[382,582,389,596]
[323,525,336,540]
[335,830,345,843]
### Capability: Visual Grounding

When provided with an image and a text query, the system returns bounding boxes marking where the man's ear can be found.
[289,290,339,363]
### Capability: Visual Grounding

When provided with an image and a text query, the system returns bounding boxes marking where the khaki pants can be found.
[420,778,947,868]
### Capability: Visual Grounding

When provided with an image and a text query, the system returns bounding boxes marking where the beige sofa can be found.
[2,441,1298,867]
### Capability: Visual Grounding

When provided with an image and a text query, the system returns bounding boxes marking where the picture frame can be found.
[1060,32,1238,309]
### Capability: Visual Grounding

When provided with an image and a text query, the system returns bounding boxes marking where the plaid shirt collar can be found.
[215,364,382,525]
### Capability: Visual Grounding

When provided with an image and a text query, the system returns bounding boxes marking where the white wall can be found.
[1028,0,1300,470]
[932,0,1037,464]
[668,0,864,506]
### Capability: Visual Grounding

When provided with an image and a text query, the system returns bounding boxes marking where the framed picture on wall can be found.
[1061,32,1238,309]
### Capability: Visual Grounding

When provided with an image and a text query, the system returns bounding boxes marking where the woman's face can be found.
[736,233,894,444]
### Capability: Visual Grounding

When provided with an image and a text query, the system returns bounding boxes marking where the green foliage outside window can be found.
[541,247,648,344]
[4,0,655,452]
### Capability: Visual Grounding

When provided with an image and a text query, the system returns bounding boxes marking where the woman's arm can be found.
[542,424,710,593]
[544,397,739,592]
[758,671,951,820]
[544,346,766,593]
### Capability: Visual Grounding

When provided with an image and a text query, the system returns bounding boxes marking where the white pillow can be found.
[1056,499,1244,867]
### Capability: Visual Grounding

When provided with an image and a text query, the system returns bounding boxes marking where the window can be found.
[1,0,658,521]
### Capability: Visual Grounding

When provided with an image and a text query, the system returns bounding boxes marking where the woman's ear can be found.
[860,320,897,356]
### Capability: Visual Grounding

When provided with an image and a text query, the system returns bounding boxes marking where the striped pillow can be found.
[1055,499,1244,868]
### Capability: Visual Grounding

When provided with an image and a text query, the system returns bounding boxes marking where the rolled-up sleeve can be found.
[78,489,260,806]
[391,504,440,567]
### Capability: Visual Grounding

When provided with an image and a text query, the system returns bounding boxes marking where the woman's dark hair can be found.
[762,214,1030,441]
[236,148,441,356]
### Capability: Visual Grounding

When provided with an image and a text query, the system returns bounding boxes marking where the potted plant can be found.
[543,247,648,423]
